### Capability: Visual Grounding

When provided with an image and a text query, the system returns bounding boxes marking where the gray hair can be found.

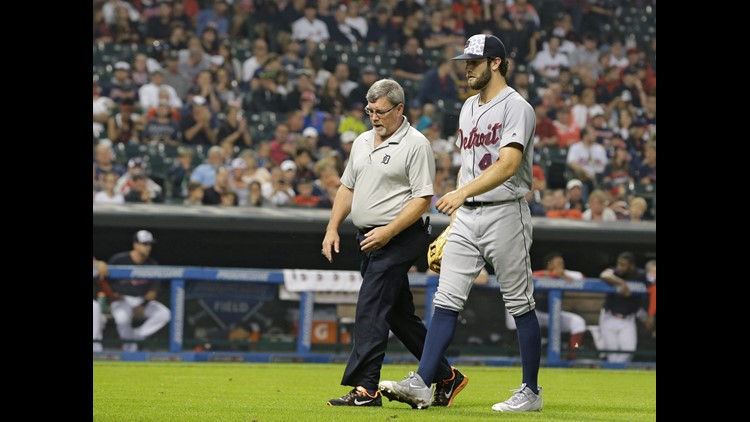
[366,79,405,107]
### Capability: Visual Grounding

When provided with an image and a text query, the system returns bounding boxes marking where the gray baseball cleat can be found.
[491,383,543,412]
[378,371,435,409]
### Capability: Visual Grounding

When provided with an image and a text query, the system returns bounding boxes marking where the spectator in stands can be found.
[143,100,182,146]
[566,179,586,213]
[345,0,368,39]
[315,116,342,157]
[581,189,616,221]
[598,251,649,363]
[627,196,648,222]
[532,100,559,152]
[193,69,221,113]
[317,75,347,117]
[238,151,271,185]
[246,180,271,207]
[417,58,459,107]
[144,0,173,44]
[348,63,377,104]
[415,103,437,133]
[292,178,320,207]
[115,157,161,197]
[217,101,252,149]
[111,3,142,43]
[227,157,250,206]
[241,38,270,85]
[165,21,189,52]
[195,0,229,38]
[107,230,171,352]
[611,67,646,110]
[102,61,139,106]
[604,40,629,70]
[94,172,125,205]
[267,123,294,166]
[168,147,194,199]
[248,60,291,114]
[183,181,204,206]
[292,148,316,182]
[326,3,364,44]
[570,88,604,129]
[337,103,368,137]
[213,67,239,110]
[291,2,330,45]
[179,36,212,83]
[220,190,238,207]
[600,144,633,201]
[162,51,191,101]
[506,252,590,360]
[130,53,151,88]
[364,5,399,49]
[180,95,218,146]
[393,36,428,83]
[546,189,582,219]
[262,165,296,207]
[202,166,230,205]
[566,126,609,200]
[125,173,165,204]
[190,145,224,188]
[422,8,460,50]
[509,64,537,103]
[107,98,144,144]
[93,3,113,44]
[139,67,184,112]
[550,105,579,148]
[633,141,656,188]
[568,33,600,77]
[93,141,126,192]
[530,35,570,81]
[216,42,242,81]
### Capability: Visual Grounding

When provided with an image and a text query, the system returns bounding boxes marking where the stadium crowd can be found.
[93,0,656,221]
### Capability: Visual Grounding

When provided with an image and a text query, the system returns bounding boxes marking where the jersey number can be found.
[478,153,493,171]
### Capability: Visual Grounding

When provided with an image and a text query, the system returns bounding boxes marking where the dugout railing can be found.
[93,265,652,369]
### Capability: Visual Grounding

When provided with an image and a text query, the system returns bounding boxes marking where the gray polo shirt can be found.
[341,117,435,229]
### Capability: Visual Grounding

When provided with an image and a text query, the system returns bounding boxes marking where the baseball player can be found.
[379,34,542,412]
[93,259,108,352]
[598,251,649,363]
[322,79,465,408]
[505,252,589,360]
[107,230,171,352]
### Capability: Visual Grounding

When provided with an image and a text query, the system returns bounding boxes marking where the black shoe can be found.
[327,386,382,406]
[432,367,468,407]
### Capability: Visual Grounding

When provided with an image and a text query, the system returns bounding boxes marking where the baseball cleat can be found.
[491,383,543,412]
[432,366,469,407]
[327,386,382,406]
[378,371,434,409]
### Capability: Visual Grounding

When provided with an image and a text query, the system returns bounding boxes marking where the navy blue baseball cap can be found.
[452,34,507,60]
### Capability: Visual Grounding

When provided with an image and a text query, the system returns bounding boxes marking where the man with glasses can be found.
[322,79,467,407]
[379,34,542,412]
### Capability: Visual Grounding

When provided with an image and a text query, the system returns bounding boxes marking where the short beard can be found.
[468,65,492,90]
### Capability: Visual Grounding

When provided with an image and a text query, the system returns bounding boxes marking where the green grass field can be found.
[93,362,656,421]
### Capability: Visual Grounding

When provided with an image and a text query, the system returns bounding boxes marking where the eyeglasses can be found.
[364,104,399,117]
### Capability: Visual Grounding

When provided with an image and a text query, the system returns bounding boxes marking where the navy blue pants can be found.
[341,218,453,390]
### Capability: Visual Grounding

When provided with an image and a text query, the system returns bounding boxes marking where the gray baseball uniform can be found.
[434,86,537,317]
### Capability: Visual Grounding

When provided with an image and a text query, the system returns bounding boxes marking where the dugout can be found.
[93,204,655,360]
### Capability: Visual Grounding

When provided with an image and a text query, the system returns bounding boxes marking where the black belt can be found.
[607,310,631,319]
[358,217,428,235]
[463,199,518,208]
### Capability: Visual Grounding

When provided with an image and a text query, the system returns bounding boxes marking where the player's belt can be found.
[463,199,518,207]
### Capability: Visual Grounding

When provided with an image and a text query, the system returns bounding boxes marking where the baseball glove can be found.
[427,225,451,273]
